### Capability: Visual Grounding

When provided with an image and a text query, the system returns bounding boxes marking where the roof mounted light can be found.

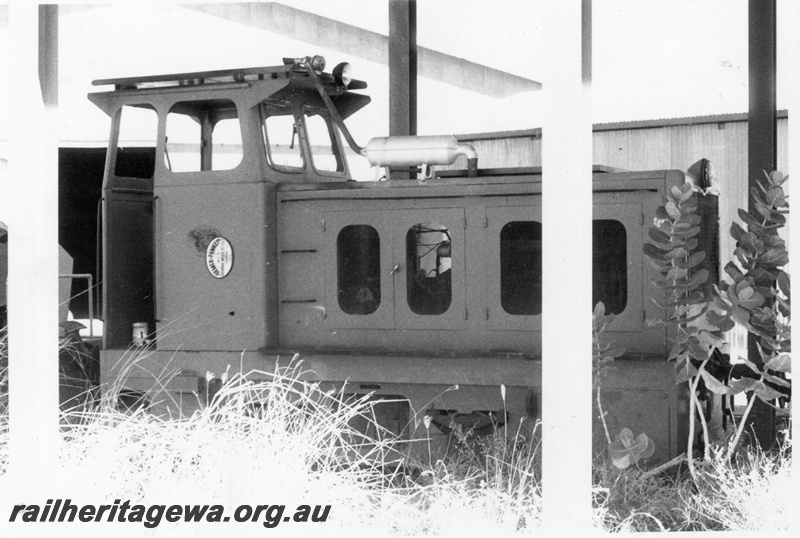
[284,55,326,73]
[308,55,326,72]
[333,62,352,87]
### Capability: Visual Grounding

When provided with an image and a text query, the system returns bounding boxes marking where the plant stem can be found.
[597,385,612,444]
[693,389,711,462]
[639,453,686,481]
[725,389,757,460]
[694,361,712,462]
[686,357,710,483]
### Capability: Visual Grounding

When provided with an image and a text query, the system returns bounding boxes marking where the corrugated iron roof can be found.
[455,109,789,141]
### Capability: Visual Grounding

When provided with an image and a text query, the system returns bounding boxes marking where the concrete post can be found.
[6,4,60,488]
[541,0,593,533]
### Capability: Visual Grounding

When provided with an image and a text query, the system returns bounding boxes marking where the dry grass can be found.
[0,344,541,535]
[0,331,6,415]
[0,335,792,534]
[592,437,793,532]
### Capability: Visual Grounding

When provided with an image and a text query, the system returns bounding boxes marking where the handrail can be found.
[59,273,95,337]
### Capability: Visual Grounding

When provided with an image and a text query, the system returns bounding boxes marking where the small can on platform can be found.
[132,322,149,347]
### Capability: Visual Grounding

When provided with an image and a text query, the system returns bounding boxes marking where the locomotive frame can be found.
[89,57,718,462]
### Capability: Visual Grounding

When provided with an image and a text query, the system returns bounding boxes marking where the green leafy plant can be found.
[593,302,654,469]
[705,171,791,455]
[607,428,656,470]
[643,182,721,478]
[643,171,791,479]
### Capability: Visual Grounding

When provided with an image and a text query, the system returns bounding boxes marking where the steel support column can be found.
[745,0,777,450]
[388,0,416,179]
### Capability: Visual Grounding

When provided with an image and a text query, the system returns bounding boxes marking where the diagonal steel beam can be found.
[184,2,541,98]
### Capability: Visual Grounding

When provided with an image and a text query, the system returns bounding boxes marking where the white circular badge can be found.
[206,237,233,279]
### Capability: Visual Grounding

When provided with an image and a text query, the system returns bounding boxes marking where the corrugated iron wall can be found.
[451,116,788,178]
[448,115,790,326]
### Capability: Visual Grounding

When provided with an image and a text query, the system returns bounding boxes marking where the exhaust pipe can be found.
[363,135,478,177]
[298,59,478,177]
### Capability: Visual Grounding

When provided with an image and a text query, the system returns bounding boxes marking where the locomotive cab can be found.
[89,58,369,353]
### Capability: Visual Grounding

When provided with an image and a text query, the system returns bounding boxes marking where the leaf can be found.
[724,261,744,283]
[608,429,655,469]
[764,354,791,373]
[700,369,729,394]
[727,377,757,395]
[768,170,786,185]
[677,251,706,269]
[736,284,765,309]
[684,269,709,289]
[758,248,788,268]
[643,243,670,262]
[730,222,746,241]
[751,187,768,208]
[680,213,702,226]
[593,302,606,318]
[618,427,634,446]
[666,266,688,281]
[739,356,762,376]
[706,310,736,332]
[766,185,786,207]
[671,226,701,239]
[771,170,789,186]
[777,271,790,297]
[648,227,673,245]
[665,200,681,220]
[765,209,786,226]
[739,233,762,256]
[762,370,790,387]
[676,360,698,383]
[679,185,694,204]
[753,382,785,403]
[738,208,762,228]
[670,185,683,201]
[754,201,771,218]
[666,247,689,259]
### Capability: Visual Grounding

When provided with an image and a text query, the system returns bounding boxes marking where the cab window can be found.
[262,102,303,171]
[406,223,452,315]
[303,109,345,174]
[163,99,242,172]
[593,219,627,314]
[500,221,542,315]
[337,225,381,315]
[114,104,158,179]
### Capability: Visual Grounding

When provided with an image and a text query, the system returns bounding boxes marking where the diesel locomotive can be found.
[89,56,720,461]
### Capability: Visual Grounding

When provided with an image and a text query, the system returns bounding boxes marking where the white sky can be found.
[0,1,794,144]
[283,0,791,122]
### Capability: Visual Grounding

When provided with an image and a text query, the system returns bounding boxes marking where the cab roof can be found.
[88,61,370,120]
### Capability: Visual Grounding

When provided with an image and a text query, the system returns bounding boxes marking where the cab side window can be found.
[337,225,381,315]
[500,221,542,315]
[406,223,452,315]
[593,219,627,314]
[114,104,158,179]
